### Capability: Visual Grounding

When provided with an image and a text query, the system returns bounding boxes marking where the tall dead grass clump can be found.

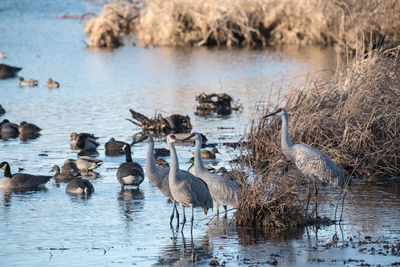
[134,0,400,49]
[84,1,141,48]
[247,49,400,182]
[135,0,340,47]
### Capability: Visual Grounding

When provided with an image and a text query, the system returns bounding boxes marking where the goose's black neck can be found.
[1,162,12,178]
[125,145,132,162]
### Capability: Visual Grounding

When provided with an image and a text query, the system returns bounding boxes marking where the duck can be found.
[0,161,51,189]
[0,63,22,79]
[62,159,81,177]
[156,158,169,168]
[186,157,216,175]
[47,78,59,88]
[192,147,221,159]
[50,165,77,182]
[0,52,6,58]
[116,144,144,189]
[105,137,128,156]
[73,156,103,173]
[66,178,94,194]
[0,104,5,115]
[18,121,41,135]
[0,119,19,136]
[70,132,99,152]
[154,148,170,158]
[19,77,38,87]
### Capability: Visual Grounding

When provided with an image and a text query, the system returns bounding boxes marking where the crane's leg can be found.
[223,205,228,218]
[170,200,179,226]
[313,180,318,219]
[216,204,219,217]
[181,204,186,232]
[190,206,194,234]
[175,202,180,227]
[305,182,311,216]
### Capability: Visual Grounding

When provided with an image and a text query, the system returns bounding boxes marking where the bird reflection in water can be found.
[156,226,214,265]
[117,188,144,225]
[0,187,48,207]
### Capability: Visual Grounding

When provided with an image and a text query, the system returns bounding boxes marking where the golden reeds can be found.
[235,49,400,231]
[85,0,400,50]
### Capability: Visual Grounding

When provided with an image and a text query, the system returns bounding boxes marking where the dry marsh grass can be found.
[248,50,400,182]
[85,0,400,49]
[235,49,400,231]
[84,1,140,48]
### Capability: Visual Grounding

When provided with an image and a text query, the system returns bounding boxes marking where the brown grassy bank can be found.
[85,0,400,50]
[247,50,400,182]
[234,49,400,231]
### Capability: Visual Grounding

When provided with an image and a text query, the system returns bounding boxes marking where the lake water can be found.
[0,0,399,266]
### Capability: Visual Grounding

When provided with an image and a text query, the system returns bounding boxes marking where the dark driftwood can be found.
[195,92,242,115]
[127,109,192,135]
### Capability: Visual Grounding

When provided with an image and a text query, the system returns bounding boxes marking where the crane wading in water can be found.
[264,108,348,216]
[166,134,213,232]
[132,134,179,226]
[182,132,240,217]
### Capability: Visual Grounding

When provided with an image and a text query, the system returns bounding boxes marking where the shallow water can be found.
[0,0,399,266]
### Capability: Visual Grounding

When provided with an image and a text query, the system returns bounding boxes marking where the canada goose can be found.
[0,63,22,79]
[116,144,144,189]
[47,78,59,88]
[19,77,38,87]
[0,161,51,189]
[66,178,94,194]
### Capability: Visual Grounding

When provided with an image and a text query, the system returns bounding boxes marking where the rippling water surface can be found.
[1,1,399,266]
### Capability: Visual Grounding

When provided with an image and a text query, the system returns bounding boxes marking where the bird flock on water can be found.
[0,104,349,232]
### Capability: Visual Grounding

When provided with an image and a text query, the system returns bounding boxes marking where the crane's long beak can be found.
[178,133,195,142]
[263,111,277,119]
[131,135,146,146]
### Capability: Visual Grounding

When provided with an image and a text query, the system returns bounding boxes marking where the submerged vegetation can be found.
[85,0,400,50]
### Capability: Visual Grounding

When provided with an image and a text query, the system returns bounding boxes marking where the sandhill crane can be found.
[264,107,348,215]
[182,132,240,216]
[166,134,213,232]
[116,144,144,189]
[133,135,179,225]
[0,161,51,189]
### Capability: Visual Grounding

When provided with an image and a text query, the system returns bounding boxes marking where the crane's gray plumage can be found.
[166,134,213,231]
[264,107,347,188]
[0,161,51,189]
[66,178,94,194]
[133,135,179,224]
[183,133,240,215]
[116,144,144,188]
